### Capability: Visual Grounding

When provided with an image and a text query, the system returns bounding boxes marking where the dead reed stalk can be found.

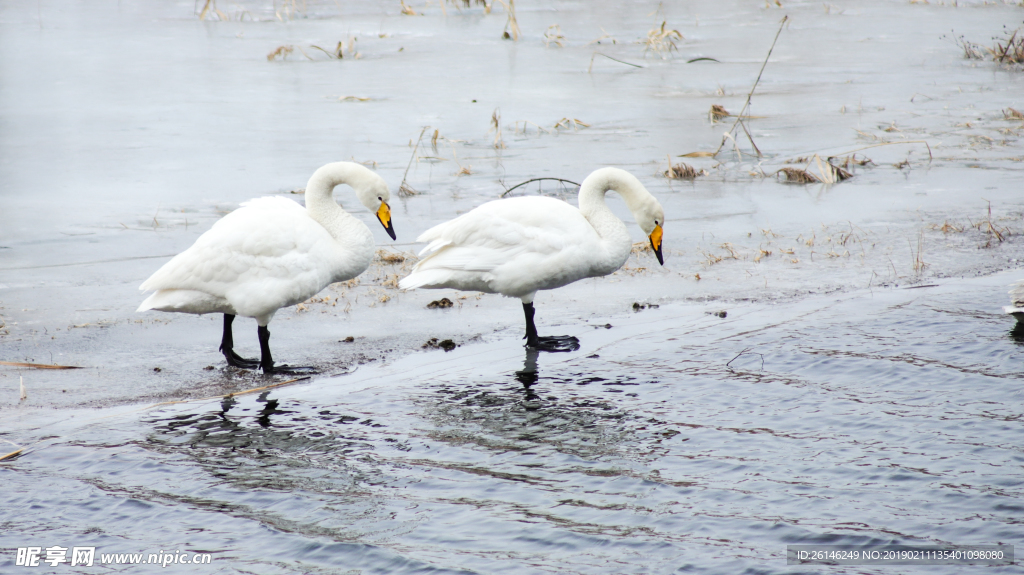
[490,109,505,149]
[495,0,520,40]
[399,127,429,197]
[0,361,81,369]
[714,15,788,159]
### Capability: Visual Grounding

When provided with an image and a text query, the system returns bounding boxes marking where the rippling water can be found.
[4,275,1022,574]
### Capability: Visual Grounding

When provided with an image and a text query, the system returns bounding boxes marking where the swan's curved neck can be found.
[578,170,649,220]
[304,163,365,223]
[578,170,649,245]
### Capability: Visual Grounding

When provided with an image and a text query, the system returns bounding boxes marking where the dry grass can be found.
[699,250,723,266]
[991,26,1024,64]
[544,25,565,48]
[776,167,819,184]
[930,220,965,234]
[449,142,472,176]
[553,118,590,131]
[709,105,730,122]
[1005,107,1024,120]
[197,0,228,20]
[663,156,707,179]
[375,249,408,265]
[642,21,683,58]
[909,231,926,274]
[588,28,618,45]
[818,156,853,182]
[776,154,856,184]
[495,0,520,40]
[513,120,553,135]
[274,0,306,21]
[400,0,417,15]
[948,26,1024,64]
[719,243,741,260]
[976,200,1008,244]
[827,154,874,169]
[490,109,505,149]
[267,45,294,61]
[311,37,359,60]
[446,0,490,10]
[631,242,653,256]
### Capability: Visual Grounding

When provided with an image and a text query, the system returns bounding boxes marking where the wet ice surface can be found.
[3,275,1024,574]
[2,0,1024,406]
[2,0,1024,572]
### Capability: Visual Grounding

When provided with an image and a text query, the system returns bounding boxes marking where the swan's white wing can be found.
[1005,280,1024,322]
[139,197,345,318]
[1009,280,1024,308]
[401,197,606,297]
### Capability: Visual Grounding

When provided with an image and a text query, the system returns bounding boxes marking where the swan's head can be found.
[634,199,665,266]
[359,173,396,241]
[594,168,665,266]
[307,162,396,240]
[345,164,396,241]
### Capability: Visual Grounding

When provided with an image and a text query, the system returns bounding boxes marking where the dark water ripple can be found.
[2,280,1023,574]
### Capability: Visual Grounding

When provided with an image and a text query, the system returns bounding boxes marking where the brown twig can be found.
[501,178,581,197]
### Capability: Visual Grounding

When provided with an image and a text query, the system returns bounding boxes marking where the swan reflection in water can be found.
[513,348,545,409]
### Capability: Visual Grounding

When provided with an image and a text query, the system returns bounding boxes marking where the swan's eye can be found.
[378,196,382,201]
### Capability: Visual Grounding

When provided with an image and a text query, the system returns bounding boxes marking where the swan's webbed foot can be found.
[256,325,317,375]
[220,314,259,369]
[521,302,579,352]
[261,363,318,375]
[223,349,260,369]
[526,335,580,353]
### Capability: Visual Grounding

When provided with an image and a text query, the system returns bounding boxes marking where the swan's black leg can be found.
[522,302,580,352]
[220,314,259,369]
[257,325,317,375]
[523,302,540,347]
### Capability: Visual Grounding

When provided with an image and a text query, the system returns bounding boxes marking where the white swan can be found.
[399,167,664,351]
[1005,280,1024,323]
[138,161,395,373]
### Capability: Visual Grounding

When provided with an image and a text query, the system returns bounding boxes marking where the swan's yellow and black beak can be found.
[649,225,664,265]
[377,202,396,240]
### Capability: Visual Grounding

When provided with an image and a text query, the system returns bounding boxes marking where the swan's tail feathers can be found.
[399,270,448,291]
[1004,306,1024,323]
[137,289,228,315]
[417,238,452,257]
[1009,281,1024,307]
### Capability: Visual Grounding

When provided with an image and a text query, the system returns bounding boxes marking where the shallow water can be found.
[3,274,1023,573]
[2,0,1024,572]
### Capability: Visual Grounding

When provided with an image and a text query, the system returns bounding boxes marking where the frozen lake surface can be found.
[2,0,1024,572]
